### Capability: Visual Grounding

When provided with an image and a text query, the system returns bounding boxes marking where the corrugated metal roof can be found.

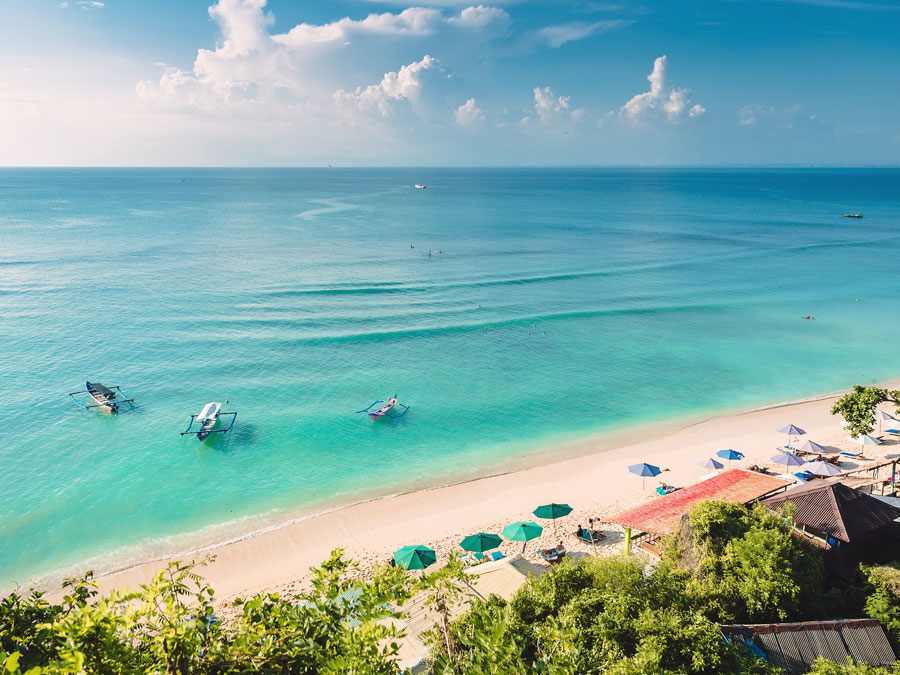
[762,480,900,543]
[722,619,896,673]
[609,469,790,535]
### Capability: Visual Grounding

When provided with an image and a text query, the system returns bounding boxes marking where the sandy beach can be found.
[78,380,899,605]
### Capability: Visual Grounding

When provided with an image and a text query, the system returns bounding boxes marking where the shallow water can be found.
[1,167,899,585]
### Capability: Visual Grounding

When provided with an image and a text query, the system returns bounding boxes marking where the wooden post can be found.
[625,527,632,556]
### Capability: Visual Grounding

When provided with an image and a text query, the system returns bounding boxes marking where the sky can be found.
[1,0,899,166]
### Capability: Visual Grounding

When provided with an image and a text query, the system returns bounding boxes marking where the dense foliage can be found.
[831,385,900,437]
[863,564,900,648]
[1,501,898,674]
[425,501,831,673]
[0,551,414,674]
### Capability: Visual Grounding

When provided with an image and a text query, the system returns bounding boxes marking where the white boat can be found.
[180,401,237,440]
[414,184,427,190]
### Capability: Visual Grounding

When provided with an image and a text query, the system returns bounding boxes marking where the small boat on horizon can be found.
[414,184,427,190]
[843,212,863,219]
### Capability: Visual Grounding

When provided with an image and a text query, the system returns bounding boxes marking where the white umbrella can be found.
[859,434,881,448]
[802,460,843,477]
[801,440,829,455]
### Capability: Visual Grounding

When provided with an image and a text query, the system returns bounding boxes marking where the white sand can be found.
[89,382,900,604]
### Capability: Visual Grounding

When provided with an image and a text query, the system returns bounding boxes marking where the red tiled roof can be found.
[610,469,790,535]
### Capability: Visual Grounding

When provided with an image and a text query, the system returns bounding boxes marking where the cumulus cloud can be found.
[524,86,584,127]
[275,5,507,48]
[137,0,504,111]
[334,55,438,117]
[536,20,630,48]
[454,97,484,126]
[621,55,704,123]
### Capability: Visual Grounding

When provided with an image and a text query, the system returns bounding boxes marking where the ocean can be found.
[1,167,898,587]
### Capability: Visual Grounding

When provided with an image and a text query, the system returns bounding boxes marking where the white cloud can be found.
[137,0,503,112]
[448,5,510,30]
[536,20,629,48]
[529,86,584,126]
[455,97,484,126]
[334,55,438,117]
[274,5,507,48]
[621,55,704,123]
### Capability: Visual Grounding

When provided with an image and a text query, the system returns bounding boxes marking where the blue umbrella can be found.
[628,462,661,489]
[800,440,829,455]
[770,450,804,472]
[716,449,744,461]
[777,424,806,447]
[701,458,724,470]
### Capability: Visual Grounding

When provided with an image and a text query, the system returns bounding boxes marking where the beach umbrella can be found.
[701,458,724,470]
[459,532,502,553]
[770,450,804,473]
[802,460,843,477]
[393,544,436,571]
[628,462,662,489]
[716,449,744,461]
[801,440,830,455]
[502,521,544,553]
[859,434,881,449]
[533,503,573,535]
[777,424,806,447]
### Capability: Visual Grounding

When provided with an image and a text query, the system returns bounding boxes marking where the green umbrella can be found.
[460,532,503,553]
[533,503,573,519]
[503,521,544,553]
[533,503,573,535]
[393,544,436,571]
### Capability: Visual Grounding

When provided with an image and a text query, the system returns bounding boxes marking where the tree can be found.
[666,501,824,623]
[863,564,900,648]
[0,550,414,674]
[807,658,900,674]
[831,386,900,438]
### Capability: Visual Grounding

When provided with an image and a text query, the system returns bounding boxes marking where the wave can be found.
[260,232,900,299]
[148,301,732,351]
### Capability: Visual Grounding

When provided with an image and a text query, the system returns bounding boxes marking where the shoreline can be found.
[15,385,825,591]
[46,377,896,603]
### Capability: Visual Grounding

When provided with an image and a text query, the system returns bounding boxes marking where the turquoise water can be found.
[1,168,899,586]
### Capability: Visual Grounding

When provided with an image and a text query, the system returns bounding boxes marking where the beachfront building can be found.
[609,469,791,555]
[721,619,896,673]
[761,479,900,578]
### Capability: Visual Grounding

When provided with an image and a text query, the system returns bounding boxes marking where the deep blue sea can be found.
[1,168,899,586]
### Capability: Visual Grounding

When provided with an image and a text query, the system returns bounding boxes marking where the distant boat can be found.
[414,184,427,190]
[843,212,863,219]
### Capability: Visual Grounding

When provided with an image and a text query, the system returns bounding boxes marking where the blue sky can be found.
[1,0,898,165]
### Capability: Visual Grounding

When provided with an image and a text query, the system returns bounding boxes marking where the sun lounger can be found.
[885,429,900,435]
[490,551,505,562]
[656,485,680,496]
[575,529,607,544]
[539,547,565,564]
[839,450,862,458]
[793,471,815,482]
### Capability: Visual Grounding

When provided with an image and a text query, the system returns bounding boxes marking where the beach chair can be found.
[490,550,505,562]
[884,428,900,436]
[793,471,815,482]
[655,485,680,496]
[578,529,607,545]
